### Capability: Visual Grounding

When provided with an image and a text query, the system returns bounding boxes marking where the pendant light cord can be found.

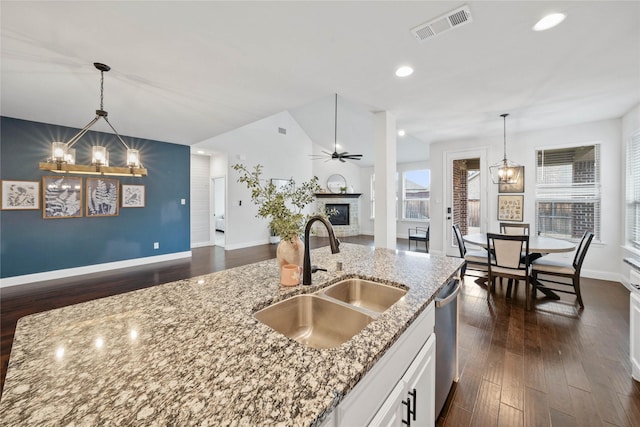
[100,70,105,111]
[501,113,509,162]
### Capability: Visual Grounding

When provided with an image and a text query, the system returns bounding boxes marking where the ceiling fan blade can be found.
[340,157,346,163]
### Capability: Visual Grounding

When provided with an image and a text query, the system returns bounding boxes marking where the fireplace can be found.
[314,193,361,237]
[326,203,349,226]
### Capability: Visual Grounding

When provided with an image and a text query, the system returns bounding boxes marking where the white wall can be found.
[209,153,227,218]
[190,154,211,247]
[311,148,362,193]
[214,178,225,217]
[195,111,315,250]
[430,118,623,281]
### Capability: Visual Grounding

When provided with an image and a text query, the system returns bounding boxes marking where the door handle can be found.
[402,397,412,426]
[409,388,417,421]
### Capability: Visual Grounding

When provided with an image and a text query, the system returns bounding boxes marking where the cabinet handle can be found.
[409,388,417,421]
[402,398,412,426]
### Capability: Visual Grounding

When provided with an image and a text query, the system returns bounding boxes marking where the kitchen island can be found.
[0,243,463,425]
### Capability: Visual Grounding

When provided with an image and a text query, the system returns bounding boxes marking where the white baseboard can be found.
[581,268,623,283]
[0,251,192,288]
[191,241,213,248]
[225,239,271,250]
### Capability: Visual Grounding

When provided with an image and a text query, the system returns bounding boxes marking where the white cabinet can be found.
[370,334,436,427]
[402,334,436,426]
[631,291,640,382]
[330,302,436,427]
[368,381,408,426]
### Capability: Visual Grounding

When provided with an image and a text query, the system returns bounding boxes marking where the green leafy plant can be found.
[232,163,324,243]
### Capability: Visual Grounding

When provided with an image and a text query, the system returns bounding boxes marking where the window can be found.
[535,144,600,241]
[402,169,430,220]
[628,132,640,248]
[370,173,400,219]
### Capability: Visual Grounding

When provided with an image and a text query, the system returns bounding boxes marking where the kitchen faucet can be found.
[303,215,340,285]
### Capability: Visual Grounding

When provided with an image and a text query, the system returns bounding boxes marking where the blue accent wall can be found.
[0,117,191,279]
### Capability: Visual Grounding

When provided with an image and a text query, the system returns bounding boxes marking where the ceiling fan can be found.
[311,94,363,163]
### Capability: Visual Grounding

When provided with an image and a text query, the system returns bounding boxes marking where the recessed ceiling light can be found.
[395,66,414,77]
[398,129,406,137]
[533,12,566,31]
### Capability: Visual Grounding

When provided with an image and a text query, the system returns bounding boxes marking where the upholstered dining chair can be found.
[500,222,530,235]
[500,222,531,264]
[487,233,532,310]
[453,224,489,277]
[530,231,594,309]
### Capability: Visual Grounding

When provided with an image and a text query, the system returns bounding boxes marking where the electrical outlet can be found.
[154,242,159,249]
[181,199,186,205]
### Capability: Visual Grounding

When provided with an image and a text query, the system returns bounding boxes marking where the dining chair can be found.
[408,226,429,252]
[530,231,594,309]
[500,222,530,235]
[452,224,489,277]
[487,233,532,310]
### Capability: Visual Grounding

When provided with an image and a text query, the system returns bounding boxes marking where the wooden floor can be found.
[1,236,638,426]
[440,274,640,427]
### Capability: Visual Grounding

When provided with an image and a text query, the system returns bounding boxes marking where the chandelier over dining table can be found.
[39,62,147,177]
[489,113,521,184]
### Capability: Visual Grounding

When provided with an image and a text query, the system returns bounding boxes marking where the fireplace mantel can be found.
[315,193,362,198]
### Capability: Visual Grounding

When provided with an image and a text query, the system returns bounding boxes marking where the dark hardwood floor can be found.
[439,275,640,427]
[2,236,638,426]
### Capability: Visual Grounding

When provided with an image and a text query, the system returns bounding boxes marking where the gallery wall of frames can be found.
[0,117,191,279]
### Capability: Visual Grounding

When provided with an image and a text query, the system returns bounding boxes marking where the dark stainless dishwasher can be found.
[435,277,460,418]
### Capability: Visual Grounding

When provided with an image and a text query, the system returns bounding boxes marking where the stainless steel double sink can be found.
[255,278,407,349]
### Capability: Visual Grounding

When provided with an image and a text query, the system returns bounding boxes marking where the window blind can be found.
[535,144,601,240]
[628,132,640,248]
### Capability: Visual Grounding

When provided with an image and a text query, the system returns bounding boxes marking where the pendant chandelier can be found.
[489,113,521,184]
[39,62,147,177]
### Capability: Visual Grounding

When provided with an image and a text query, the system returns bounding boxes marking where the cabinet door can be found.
[402,334,436,427]
[368,381,409,427]
[632,292,640,381]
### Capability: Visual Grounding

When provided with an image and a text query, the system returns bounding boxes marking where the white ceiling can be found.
[2,1,639,166]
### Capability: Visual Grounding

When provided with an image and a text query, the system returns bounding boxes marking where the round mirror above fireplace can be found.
[327,174,347,193]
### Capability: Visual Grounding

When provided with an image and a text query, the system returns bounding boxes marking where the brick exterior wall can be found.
[453,160,468,236]
[572,159,596,239]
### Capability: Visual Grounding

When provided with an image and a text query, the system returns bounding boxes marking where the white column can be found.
[374,111,397,249]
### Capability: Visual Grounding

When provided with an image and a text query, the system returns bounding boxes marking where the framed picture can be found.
[498,195,524,222]
[86,178,119,217]
[498,166,524,193]
[122,184,145,208]
[271,178,292,192]
[42,176,83,219]
[1,180,40,210]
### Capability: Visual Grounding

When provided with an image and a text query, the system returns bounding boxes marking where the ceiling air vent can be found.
[278,127,287,135]
[411,5,473,42]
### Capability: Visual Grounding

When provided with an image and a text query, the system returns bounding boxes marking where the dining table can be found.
[462,232,576,300]
[462,233,576,254]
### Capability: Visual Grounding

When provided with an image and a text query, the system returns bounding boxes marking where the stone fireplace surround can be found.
[313,193,361,237]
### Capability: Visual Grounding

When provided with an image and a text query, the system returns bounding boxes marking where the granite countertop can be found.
[0,243,463,426]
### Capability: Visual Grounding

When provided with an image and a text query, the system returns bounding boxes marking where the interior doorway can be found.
[212,176,226,247]
[444,150,487,257]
